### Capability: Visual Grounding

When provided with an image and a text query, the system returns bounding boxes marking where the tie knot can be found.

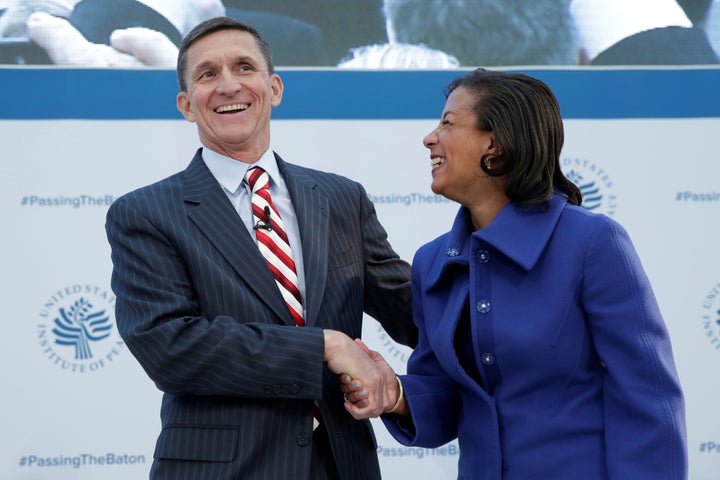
[245,166,268,192]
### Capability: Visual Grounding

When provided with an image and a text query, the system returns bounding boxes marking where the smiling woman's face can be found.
[423,86,497,205]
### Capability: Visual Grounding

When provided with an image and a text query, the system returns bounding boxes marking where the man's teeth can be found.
[215,104,249,113]
[431,157,446,167]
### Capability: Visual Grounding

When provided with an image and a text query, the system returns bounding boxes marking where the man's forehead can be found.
[188,31,264,63]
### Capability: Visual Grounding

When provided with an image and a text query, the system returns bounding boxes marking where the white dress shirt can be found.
[201,146,307,310]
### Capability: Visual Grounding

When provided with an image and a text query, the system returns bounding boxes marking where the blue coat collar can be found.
[428,194,568,286]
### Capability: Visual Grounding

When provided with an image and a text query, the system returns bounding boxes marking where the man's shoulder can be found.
[278,157,362,190]
[114,149,204,204]
[115,170,185,205]
[279,158,347,178]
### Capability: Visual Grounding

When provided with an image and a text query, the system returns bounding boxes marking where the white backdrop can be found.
[1,68,719,479]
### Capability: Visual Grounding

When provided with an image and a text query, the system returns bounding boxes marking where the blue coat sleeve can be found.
[583,218,687,479]
[381,248,462,448]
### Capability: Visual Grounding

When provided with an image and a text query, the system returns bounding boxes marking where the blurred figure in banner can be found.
[707,0,720,55]
[224,0,387,65]
[572,0,719,64]
[377,0,580,66]
[105,16,416,480]
[338,42,459,69]
[0,0,329,66]
[340,69,687,479]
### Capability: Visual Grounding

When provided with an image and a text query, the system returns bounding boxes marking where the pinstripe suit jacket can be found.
[105,149,416,479]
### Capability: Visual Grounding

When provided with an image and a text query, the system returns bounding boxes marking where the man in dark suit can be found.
[105,16,416,480]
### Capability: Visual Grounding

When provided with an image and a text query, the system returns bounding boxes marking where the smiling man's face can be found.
[176,28,283,162]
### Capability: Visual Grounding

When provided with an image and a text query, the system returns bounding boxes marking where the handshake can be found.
[323,330,407,419]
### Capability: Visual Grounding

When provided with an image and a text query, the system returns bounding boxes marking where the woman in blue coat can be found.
[342,69,687,479]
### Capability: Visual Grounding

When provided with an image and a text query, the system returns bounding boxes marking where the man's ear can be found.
[270,73,284,107]
[176,91,195,122]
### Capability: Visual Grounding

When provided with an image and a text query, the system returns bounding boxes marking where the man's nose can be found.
[216,70,242,95]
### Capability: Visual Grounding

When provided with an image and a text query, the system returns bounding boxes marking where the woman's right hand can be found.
[339,339,406,418]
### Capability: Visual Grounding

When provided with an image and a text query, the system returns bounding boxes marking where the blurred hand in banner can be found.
[5,0,223,66]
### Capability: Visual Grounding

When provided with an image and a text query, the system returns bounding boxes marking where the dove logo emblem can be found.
[561,157,617,217]
[37,284,125,373]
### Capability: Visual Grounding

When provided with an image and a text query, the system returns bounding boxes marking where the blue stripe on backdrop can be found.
[0,67,718,120]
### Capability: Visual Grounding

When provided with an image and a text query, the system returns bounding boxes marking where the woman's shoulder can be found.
[560,202,625,231]
[558,203,635,254]
[413,231,453,262]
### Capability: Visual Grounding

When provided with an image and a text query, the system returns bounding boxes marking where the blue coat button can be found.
[482,353,496,365]
[477,300,491,313]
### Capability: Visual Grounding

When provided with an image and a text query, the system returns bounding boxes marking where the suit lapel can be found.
[277,155,329,328]
[182,150,295,326]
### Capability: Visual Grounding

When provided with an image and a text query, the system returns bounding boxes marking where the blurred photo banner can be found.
[1,67,719,480]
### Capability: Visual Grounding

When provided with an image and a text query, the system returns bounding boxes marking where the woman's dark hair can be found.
[176,16,274,92]
[444,68,582,207]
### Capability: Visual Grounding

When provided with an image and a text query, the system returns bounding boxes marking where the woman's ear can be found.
[488,136,503,155]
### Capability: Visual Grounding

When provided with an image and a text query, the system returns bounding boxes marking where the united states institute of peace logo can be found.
[374,322,411,367]
[561,157,617,217]
[37,284,124,373]
[701,282,720,352]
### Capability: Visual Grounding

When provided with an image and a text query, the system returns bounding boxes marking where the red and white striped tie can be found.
[245,166,304,326]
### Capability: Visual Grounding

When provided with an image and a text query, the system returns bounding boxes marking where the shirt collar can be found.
[201,146,279,194]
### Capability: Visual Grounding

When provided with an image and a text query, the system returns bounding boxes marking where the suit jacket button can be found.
[296,433,311,446]
[290,383,301,394]
[263,385,273,395]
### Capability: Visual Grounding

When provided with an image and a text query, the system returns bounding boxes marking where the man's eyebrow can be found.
[191,56,262,73]
[234,55,260,65]
[191,60,215,73]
